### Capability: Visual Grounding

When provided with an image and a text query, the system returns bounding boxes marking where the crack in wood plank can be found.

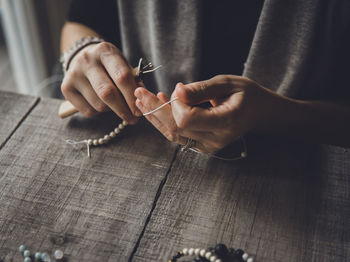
[128,146,180,262]
[0,95,40,150]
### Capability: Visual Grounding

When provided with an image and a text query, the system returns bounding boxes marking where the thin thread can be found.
[65,139,91,157]
[142,65,162,74]
[143,97,178,116]
[187,135,247,161]
[136,58,143,76]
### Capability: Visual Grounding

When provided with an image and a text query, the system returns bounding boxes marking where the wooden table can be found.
[0,90,349,262]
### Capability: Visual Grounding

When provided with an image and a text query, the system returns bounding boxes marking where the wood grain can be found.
[133,139,350,262]
[0,91,349,262]
[0,96,177,262]
[0,91,39,149]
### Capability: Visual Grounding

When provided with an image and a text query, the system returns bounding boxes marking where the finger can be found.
[100,51,142,117]
[157,92,169,103]
[74,77,109,113]
[136,97,212,153]
[62,89,97,118]
[171,98,230,131]
[175,75,239,105]
[135,97,206,152]
[135,87,173,123]
[61,76,98,117]
[85,65,138,124]
[136,88,215,146]
[136,97,180,143]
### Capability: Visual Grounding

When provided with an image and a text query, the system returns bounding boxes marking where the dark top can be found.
[67,0,264,78]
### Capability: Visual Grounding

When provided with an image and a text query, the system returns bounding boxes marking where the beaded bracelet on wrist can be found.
[169,244,254,262]
[60,36,104,74]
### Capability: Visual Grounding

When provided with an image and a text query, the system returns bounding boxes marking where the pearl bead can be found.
[118,123,124,129]
[215,259,222,262]
[210,255,217,262]
[93,139,98,146]
[205,252,212,259]
[199,249,206,257]
[122,120,128,126]
[242,253,249,260]
[194,248,200,256]
[188,248,194,256]
[247,258,253,262]
[24,257,31,262]
[41,252,51,262]
[104,135,110,141]
[241,151,247,158]
[35,252,42,260]
[18,245,26,253]
[54,250,64,260]
[98,138,104,144]
[182,248,188,255]
[114,127,120,134]
[110,131,116,138]
[87,139,92,146]
[24,250,31,257]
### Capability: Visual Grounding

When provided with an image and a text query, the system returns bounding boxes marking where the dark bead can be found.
[215,244,229,258]
[194,256,210,262]
[200,257,210,262]
[232,249,244,258]
[228,248,235,254]
[176,252,183,258]
[207,247,215,252]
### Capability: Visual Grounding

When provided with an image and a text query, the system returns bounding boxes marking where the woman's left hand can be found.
[134,75,280,153]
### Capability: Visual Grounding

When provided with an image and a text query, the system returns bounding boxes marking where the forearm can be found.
[262,93,350,147]
[60,22,101,52]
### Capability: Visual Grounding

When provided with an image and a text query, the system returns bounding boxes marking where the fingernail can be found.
[134,88,143,99]
[176,82,184,87]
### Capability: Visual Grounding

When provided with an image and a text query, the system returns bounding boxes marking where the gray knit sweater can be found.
[118,0,350,99]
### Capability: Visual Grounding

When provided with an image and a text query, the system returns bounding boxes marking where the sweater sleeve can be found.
[67,0,120,46]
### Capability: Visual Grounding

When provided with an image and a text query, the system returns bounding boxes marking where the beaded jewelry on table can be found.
[169,244,254,262]
[18,244,64,262]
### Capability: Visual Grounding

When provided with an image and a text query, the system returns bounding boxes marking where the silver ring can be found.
[181,138,196,151]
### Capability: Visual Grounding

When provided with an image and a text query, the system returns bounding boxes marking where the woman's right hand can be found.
[61,41,142,123]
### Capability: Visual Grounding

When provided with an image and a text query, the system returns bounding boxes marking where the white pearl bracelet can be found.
[66,120,128,157]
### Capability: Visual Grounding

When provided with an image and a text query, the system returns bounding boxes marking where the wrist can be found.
[60,36,104,75]
[251,88,299,133]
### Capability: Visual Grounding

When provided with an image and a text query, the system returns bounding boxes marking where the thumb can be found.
[175,76,234,105]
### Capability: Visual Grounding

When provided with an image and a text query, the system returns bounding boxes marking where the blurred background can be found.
[0,0,70,97]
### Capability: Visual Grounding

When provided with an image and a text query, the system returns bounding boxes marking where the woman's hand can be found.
[135,75,281,153]
[61,41,142,123]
